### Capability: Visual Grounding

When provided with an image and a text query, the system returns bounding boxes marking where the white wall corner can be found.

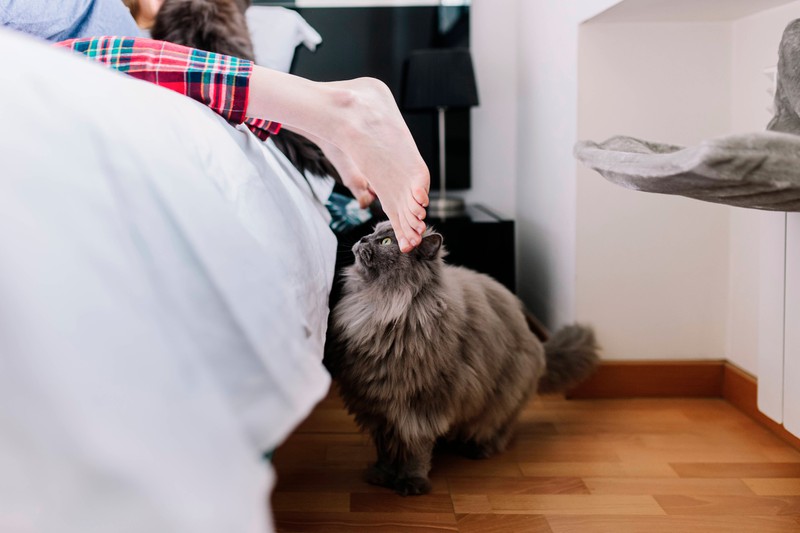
[575,20,732,360]
[511,0,634,330]
[465,0,518,219]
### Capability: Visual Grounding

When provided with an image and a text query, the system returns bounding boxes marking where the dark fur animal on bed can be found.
[151,0,341,182]
[326,221,599,496]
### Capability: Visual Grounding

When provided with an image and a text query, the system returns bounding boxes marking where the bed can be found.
[0,23,334,533]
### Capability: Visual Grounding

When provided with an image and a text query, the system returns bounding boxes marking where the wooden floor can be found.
[271,388,800,532]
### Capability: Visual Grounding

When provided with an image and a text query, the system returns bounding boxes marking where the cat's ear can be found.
[416,233,443,260]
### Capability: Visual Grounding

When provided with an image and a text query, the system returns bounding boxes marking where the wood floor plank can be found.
[272,512,458,533]
[278,432,370,445]
[671,462,800,478]
[762,446,800,463]
[498,434,630,463]
[450,495,492,514]
[545,515,800,533]
[273,468,382,493]
[547,421,714,435]
[654,494,800,516]
[482,494,665,515]
[271,392,800,533]
[432,456,523,478]
[617,440,773,463]
[324,443,377,463]
[292,409,361,434]
[504,444,620,463]
[583,477,754,495]
[743,478,800,496]
[272,441,328,464]
[350,493,454,513]
[510,421,559,436]
[455,513,552,533]
[510,433,632,450]
[273,467,448,494]
[271,492,350,513]
[519,462,678,478]
[447,476,589,496]
[630,432,771,455]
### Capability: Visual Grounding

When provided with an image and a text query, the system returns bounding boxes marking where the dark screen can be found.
[259,4,472,190]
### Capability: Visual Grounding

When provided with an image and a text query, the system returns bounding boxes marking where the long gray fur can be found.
[326,221,599,496]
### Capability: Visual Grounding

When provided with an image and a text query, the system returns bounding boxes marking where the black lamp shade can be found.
[403,48,479,110]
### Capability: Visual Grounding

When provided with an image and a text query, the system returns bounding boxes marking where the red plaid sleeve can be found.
[55,37,281,138]
[245,118,282,141]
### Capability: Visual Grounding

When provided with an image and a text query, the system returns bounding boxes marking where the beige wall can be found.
[726,2,800,375]
[470,0,800,372]
[463,0,518,219]
[509,0,622,328]
[576,22,732,359]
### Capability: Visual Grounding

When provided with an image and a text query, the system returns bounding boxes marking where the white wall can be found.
[463,0,518,219]
[512,0,621,327]
[726,1,800,375]
[471,0,800,370]
[467,1,621,222]
[576,22,732,359]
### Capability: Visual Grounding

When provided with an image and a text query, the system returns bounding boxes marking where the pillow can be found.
[246,6,322,72]
[574,133,800,212]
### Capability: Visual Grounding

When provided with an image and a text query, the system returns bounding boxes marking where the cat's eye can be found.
[381,237,393,246]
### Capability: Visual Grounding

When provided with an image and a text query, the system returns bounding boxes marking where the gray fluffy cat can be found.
[326,221,600,496]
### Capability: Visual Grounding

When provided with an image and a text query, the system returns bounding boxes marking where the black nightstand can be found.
[426,205,515,293]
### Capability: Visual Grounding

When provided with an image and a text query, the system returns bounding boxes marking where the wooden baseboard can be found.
[722,363,800,451]
[567,360,725,399]
[566,360,800,451]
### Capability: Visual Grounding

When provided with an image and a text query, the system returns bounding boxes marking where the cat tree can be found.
[575,19,800,212]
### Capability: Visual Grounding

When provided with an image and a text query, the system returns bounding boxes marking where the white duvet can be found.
[0,28,334,533]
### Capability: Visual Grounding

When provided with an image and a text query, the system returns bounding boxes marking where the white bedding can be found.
[0,28,334,533]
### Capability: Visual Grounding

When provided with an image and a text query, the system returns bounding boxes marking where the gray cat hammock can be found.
[574,19,800,212]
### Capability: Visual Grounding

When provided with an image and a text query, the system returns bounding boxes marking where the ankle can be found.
[323,78,392,145]
[318,81,366,146]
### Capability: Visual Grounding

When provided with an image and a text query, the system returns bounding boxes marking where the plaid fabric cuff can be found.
[245,118,282,140]
[55,36,280,134]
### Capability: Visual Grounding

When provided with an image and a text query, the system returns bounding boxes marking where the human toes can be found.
[412,186,429,208]
[388,212,417,252]
[408,197,427,221]
[404,209,426,236]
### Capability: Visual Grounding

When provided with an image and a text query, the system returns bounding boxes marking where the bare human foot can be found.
[322,78,430,252]
[247,68,429,252]
[283,126,377,209]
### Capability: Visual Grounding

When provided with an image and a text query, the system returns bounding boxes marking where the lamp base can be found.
[427,196,465,218]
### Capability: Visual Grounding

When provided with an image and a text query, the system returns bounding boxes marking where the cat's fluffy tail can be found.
[538,325,600,393]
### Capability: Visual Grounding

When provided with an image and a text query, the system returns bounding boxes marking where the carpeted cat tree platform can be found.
[574,19,800,212]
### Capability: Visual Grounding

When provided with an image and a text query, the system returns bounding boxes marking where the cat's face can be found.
[351,221,443,282]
